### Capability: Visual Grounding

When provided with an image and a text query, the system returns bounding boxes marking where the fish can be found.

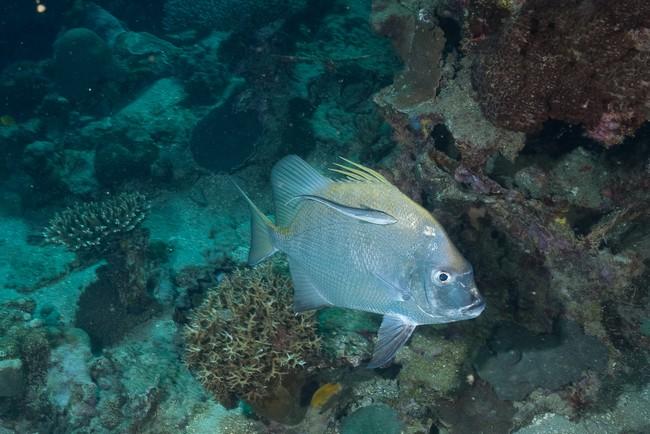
[234,155,485,368]
[285,194,397,225]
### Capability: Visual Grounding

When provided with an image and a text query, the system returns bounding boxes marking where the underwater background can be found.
[1,0,649,433]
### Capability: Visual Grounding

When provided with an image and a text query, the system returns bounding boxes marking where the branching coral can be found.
[43,192,150,252]
[184,261,320,407]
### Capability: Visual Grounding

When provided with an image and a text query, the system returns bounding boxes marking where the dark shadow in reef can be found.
[189,93,262,173]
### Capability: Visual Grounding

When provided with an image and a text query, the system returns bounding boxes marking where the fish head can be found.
[412,240,485,322]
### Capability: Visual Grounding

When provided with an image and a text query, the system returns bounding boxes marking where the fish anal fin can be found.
[289,260,331,312]
[367,315,416,369]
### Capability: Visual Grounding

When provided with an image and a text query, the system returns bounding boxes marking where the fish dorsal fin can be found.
[367,315,417,368]
[329,157,391,185]
[271,155,332,227]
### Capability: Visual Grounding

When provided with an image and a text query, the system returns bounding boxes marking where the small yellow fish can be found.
[235,156,485,368]
[310,383,342,409]
[0,115,16,127]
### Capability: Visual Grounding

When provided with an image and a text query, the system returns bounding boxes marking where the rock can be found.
[81,3,127,47]
[59,149,99,195]
[113,31,180,79]
[397,332,471,398]
[52,28,115,100]
[189,92,261,172]
[474,320,608,401]
[94,141,158,187]
[46,330,98,430]
[436,380,515,434]
[340,404,403,434]
[0,358,24,397]
[471,0,650,146]
[548,147,610,210]
[162,0,307,34]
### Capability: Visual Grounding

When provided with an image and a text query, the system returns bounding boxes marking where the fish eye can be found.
[432,270,453,285]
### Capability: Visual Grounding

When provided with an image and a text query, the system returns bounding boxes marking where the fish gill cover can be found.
[0,0,649,433]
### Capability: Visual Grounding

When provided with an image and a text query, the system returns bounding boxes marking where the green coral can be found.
[184,261,320,407]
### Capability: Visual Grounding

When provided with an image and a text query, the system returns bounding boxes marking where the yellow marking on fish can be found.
[310,383,342,409]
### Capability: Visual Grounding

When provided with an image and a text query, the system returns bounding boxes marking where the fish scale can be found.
[235,155,485,368]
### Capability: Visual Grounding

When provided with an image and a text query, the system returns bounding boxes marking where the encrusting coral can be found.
[471,0,650,146]
[184,261,320,407]
[43,192,150,252]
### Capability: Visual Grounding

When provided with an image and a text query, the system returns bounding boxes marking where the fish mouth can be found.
[460,293,485,317]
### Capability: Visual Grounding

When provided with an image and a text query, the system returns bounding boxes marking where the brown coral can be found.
[184,261,320,407]
[472,0,650,146]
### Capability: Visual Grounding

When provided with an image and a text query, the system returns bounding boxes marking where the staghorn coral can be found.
[184,261,320,407]
[43,192,150,252]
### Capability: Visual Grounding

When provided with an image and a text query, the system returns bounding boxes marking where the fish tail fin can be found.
[271,155,332,226]
[231,179,278,265]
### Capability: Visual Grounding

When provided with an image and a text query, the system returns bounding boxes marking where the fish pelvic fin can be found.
[271,155,332,227]
[231,178,278,266]
[367,315,417,369]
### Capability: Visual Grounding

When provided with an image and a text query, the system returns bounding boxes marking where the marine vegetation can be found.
[234,155,485,367]
[184,261,320,408]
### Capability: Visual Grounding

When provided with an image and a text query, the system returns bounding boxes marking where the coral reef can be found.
[340,403,403,434]
[474,320,608,400]
[43,192,150,253]
[397,331,473,399]
[162,0,307,34]
[184,261,320,408]
[2,0,649,432]
[52,28,115,100]
[471,0,650,146]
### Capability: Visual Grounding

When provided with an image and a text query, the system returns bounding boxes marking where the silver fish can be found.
[235,155,485,368]
[285,195,398,225]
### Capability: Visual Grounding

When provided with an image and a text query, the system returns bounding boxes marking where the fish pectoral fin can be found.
[289,260,332,312]
[296,194,397,225]
[367,316,417,369]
